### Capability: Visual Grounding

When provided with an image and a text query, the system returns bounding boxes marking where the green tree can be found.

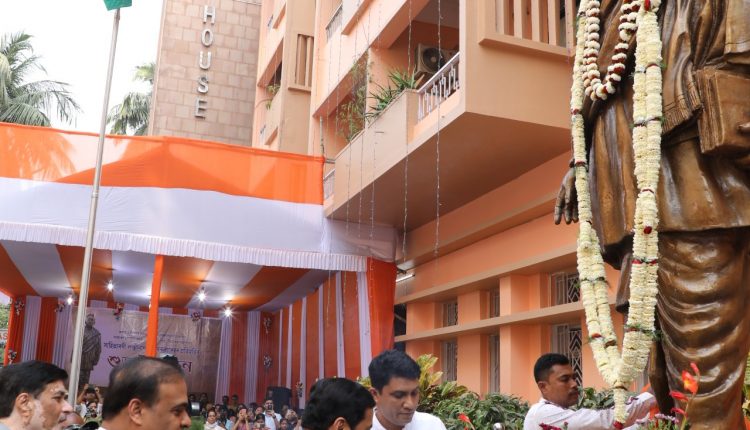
[0,303,9,362]
[107,62,154,135]
[0,32,80,126]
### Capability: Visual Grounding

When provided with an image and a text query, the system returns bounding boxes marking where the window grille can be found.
[551,324,582,387]
[551,271,580,305]
[489,289,501,317]
[442,339,458,381]
[443,300,458,327]
[488,334,500,392]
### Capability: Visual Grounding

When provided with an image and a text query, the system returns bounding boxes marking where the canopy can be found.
[0,123,396,311]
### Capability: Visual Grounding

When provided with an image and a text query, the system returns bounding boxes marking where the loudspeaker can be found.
[265,386,292,409]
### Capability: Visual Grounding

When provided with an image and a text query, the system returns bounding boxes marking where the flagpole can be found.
[68,7,121,399]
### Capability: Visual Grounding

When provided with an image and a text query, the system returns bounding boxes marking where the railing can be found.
[323,169,335,200]
[417,52,460,120]
[493,0,573,49]
[325,3,343,41]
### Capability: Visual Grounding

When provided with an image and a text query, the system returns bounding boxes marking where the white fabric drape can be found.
[21,296,41,361]
[89,300,107,308]
[318,285,324,379]
[286,305,293,388]
[123,304,138,311]
[299,297,307,408]
[277,308,283,385]
[356,272,372,378]
[52,304,72,368]
[245,311,260,403]
[0,178,401,272]
[335,273,345,377]
[159,307,172,314]
[215,316,232,402]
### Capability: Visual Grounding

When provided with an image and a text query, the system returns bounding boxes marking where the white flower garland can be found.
[570,0,663,424]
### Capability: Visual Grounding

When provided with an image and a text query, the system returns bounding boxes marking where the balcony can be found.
[324,0,573,237]
[260,92,281,146]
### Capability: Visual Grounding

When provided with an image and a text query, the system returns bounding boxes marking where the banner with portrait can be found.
[64,308,221,394]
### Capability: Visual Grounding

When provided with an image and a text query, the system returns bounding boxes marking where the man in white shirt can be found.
[367,350,447,430]
[524,353,656,430]
[261,399,281,430]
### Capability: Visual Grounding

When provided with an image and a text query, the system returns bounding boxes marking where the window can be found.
[441,339,458,381]
[551,270,580,305]
[551,324,582,387]
[325,3,343,41]
[442,300,458,327]
[294,34,314,87]
[489,289,501,318]
[488,334,500,393]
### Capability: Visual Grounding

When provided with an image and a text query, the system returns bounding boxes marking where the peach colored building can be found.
[251,0,643,403]
[150,0,261,144]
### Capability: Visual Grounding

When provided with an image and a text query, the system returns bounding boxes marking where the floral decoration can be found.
[263,317,272,334]
[55,301,65,313]
[263,354,273,369]
[113,303,124,320]
[191,311,202,322]
[7,349,17,363]
[458,413,475,430]
[296,381,304,398]
[12,299,24,316]
[570,0,664,422]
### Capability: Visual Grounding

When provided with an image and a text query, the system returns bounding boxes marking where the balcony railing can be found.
[417,52,460,121]
[325,3,343,41]
[323,169,335,200]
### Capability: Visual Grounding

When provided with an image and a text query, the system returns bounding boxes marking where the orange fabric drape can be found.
[304,289,319,398]
[367,259,396,355]
[256,311,280,402]
[36,297,59,362]
[3,297,25,365]
[229,312,248,401]
[323,276,337,377]
[342,272,361,379]
[145,255,164,357]
[0,122,323,204]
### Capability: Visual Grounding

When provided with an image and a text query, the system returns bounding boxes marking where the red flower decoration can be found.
[682,370,698,395]
[669,390,688,402]
[671,407,686,416]
[458,414,471,423]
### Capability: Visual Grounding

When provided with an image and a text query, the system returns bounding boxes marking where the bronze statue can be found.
[79,313,101,390]
[555,0,750,426]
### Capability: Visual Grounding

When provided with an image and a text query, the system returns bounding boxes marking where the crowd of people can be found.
[0,350,447,430]
[0,350,659,430]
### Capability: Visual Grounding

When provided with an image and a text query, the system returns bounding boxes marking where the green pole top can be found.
[103,0,132,10]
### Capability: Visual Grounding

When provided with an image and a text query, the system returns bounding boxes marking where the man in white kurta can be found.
[523,354,656,430]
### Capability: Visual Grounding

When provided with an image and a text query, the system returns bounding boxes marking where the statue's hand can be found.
[554,167,579,224]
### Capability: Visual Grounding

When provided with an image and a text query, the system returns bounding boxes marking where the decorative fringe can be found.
[0,221,367,272]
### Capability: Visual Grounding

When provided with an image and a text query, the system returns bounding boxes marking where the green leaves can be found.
[107,62,154,135]
[0,32,80,126]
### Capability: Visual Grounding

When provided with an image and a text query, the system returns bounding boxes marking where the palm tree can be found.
[0,32,80,126]
[107,62,154,135]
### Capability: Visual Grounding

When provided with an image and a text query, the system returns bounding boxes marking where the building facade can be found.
[150,0,262,144]
[250,0,639,402]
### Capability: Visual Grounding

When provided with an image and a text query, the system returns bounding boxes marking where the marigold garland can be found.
[570,0,663,423]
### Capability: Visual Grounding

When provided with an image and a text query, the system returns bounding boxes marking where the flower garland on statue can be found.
[570,0,663,424]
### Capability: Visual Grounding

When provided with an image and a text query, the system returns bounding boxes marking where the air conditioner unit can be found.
[415,44,458,76]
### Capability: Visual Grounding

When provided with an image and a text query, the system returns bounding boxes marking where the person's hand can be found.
[554,165,579,225]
